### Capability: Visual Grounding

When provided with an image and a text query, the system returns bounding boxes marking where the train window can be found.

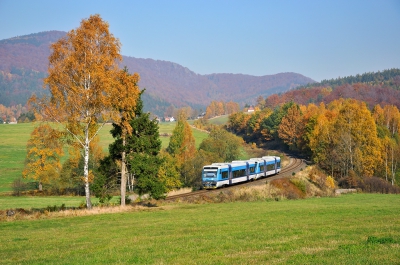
[221,171,228,179]
[249,166,255,173]
[259,165,264,171]
[267,164,275,171]
[233,170,245,178]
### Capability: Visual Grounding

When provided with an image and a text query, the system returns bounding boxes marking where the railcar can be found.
[202,156,281,189]
[250,156,281,179]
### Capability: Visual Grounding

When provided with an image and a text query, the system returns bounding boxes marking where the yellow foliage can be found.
[325,176,335,189]
[23,123,64,185]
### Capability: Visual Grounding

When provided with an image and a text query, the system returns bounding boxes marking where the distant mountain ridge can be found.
[264,68,400,110]
[0,31,315,116]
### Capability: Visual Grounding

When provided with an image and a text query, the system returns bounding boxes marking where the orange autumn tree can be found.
[30,14,137,209]
[167,111,197,186]
[278,104,303,150]
[23,124,64,191]
[112,68,140,206]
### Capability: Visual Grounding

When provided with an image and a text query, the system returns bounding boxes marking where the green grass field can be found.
[1,194,400,264]
[0,195,121,210]
[208,115,229,125]
[0,122,209,194]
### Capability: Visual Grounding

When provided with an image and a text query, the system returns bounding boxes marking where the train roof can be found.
[231,160,255,164]
[204,156,280,169]
[262,156,280,161]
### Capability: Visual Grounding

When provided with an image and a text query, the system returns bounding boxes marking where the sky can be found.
[0,0,399,82]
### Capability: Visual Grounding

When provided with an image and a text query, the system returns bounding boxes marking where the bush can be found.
[12,178,27,196]
[290,178,306,194]
[358,177,400,194]
[325,176,335,189]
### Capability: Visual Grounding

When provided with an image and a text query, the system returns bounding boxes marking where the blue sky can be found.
[0,0,399,81]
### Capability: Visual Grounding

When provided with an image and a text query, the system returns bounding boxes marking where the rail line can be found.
[164,156,305,202]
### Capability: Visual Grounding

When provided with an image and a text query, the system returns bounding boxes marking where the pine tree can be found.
[108,90,164,199]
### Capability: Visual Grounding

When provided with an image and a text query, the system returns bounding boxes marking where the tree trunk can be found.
[84,128,92,209]
[120,133,127,206]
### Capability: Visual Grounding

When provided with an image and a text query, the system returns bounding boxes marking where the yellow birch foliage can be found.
[23,124,64,187]
[30,14,136,209]
[325,176,335,189]
[332,100,381,177]
[157,151,182,191]
[278,104,303,150]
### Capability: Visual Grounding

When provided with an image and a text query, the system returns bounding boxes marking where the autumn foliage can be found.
[29,14,139,208]
[228,98,400,186]
[22,124,64,191]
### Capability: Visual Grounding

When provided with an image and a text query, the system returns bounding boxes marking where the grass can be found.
[0,195,121,210]
[208,115,229,125]
[0,122,209,194]
[158,121,209,149]
[0,123,32,193]
[1,194,400,264]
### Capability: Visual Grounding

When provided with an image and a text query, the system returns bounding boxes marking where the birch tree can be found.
[22,123,63,191]
[30,14,131,209]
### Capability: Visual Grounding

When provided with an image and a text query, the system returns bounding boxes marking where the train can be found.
[202,156,281,189]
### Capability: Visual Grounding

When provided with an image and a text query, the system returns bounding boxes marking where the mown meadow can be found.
[1,194,400,264]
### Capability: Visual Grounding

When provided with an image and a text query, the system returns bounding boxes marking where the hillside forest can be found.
[3,67,400,196]
[226,69,400,189]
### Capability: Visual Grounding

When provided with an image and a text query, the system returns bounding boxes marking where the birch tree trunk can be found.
[84,127,92,209]
[120,134,127,206]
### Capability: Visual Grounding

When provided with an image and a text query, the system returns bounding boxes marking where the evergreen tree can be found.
[108,90,164,199]
[261,102,295,141]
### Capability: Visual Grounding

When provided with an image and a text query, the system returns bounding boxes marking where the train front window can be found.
[203,171,217,179]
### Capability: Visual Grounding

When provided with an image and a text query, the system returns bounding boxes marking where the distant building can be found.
[164,117,175,122]
[8,117,18,124]
[247,106,255,113]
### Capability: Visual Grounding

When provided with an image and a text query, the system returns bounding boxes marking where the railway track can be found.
[164,156,305,202]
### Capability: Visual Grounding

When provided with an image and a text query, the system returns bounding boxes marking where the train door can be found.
[263,160,267,177]
[246,162,249,181]
[228,164,232,186]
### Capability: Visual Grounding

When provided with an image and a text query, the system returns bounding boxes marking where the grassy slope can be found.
[1,194,400,264]
[0,123,32,193]
[0,122,209,193]
[208,115,229,125]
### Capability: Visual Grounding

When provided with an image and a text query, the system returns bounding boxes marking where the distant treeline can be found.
[260,69,400,111]
[300,68,400,89]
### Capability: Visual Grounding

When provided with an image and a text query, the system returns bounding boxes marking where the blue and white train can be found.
[202,156,281,189]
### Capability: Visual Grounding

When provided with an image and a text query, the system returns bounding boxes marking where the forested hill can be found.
[0,31,314,117]
[300,69,400,89]
[264,69,400,109]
